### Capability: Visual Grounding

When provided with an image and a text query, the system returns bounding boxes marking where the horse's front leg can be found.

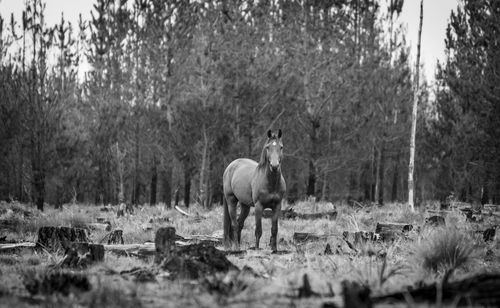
[270,202,281,253]
[254,202,263,249]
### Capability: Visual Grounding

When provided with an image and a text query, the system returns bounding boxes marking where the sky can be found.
[0,0,460,84]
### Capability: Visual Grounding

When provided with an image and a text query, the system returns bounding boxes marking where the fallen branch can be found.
[174,206,191,217]
[0,242,36,253]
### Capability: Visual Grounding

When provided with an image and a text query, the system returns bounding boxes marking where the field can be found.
[0,200,499,307]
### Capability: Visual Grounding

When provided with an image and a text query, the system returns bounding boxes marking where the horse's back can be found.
[223,158,257,206]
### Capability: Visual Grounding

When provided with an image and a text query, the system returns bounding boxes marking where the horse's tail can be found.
[223,195,232,247]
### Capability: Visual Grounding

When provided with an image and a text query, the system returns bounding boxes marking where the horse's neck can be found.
[264,168,282,191]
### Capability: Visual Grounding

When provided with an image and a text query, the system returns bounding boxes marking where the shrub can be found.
[415,227,475,273]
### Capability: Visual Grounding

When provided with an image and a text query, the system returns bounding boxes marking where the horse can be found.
[223,129,286,252]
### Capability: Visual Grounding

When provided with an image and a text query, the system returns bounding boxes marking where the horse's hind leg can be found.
[237,203,250,245]
[226,195,240,250]
[254,202,263,249]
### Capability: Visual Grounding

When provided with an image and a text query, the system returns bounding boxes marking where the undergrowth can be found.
[415,226,476,273]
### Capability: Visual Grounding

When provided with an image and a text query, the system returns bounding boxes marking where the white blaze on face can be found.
[272,141,276,146]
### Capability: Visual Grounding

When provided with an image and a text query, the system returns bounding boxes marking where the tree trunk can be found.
[132,121,140,205]
[391,151,400,202]
[307,159,316,197]
[150,157,157,206]
[321,168,328,200]
[371,145,376,202]
[377,143,385,205]
[307,120,319,197]
[199,127,208,207]
[161,166,172,208]
[31,138,45,211]
[374,146,381,204]
[183,167,191,208]
[408,0,423,211]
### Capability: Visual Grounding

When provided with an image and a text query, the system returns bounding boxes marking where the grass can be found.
[0,200,498,307]
[414,226,476,274]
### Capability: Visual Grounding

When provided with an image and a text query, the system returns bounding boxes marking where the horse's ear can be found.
[267,130,272,138]
[277,129,282,138]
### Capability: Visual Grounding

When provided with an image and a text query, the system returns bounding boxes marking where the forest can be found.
[0,0,499,211]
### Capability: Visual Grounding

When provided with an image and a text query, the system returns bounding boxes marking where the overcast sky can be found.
[0,0,460,84]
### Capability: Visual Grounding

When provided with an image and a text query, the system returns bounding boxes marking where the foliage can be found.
[415,226,475,273]
[0,0,437,208]
[423,0,500,202]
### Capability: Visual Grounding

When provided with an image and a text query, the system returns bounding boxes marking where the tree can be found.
[408,0,423,211]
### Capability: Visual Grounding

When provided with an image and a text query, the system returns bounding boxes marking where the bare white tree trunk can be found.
[408,0,424,211]
[199,125,208,207]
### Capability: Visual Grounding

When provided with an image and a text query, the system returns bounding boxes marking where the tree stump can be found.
[61,242,104,268]
[154,227,177,264]
[108,229,124,245]
[375,223,413,242]
[36,226,88,252]
[424,216,445,227]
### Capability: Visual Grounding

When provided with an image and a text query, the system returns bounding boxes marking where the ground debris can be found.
[120,267,158,283]
[155,227,238,279]
[483,227,496,242]
[372,273,500,306]
[297,274,320,298]
[375,222,413,242]
[23,270,91,296]
[342,280,372,308]
[61,242,104,268]
[263,207,337,220]
[424,215,446,227]
[160,242,238,279]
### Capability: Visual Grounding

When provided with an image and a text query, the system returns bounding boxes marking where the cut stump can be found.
[36,226,88,252]
[154,227,177,263]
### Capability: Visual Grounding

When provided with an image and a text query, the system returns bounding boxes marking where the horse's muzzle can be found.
[269,163,280,172]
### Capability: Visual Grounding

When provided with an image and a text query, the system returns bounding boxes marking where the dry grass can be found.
[0,200,497,307]
[414,226,476,273]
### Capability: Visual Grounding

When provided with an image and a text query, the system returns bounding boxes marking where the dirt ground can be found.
[0,200,499,307]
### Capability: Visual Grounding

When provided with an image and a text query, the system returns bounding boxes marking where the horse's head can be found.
[265,129,283,172]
